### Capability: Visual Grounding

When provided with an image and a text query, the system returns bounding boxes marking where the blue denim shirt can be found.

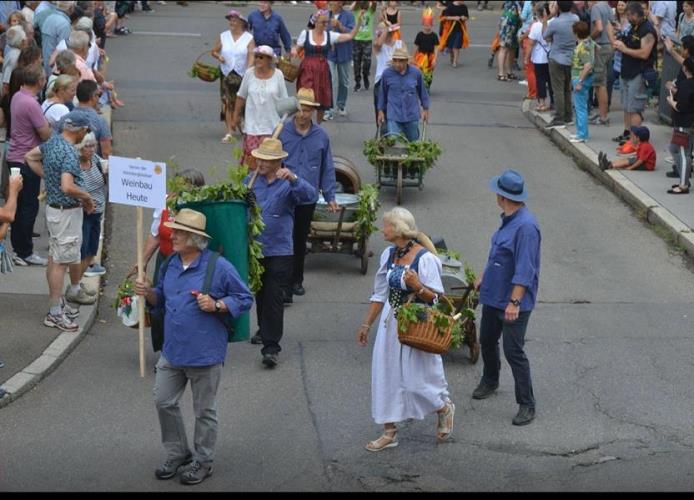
[327,9,355,63]
[247,10,292,56]
[480,206,541,312]
[154,249,254,366]
[40,9,72,74]
[377,66,430,123]
[246,173,317,257]
[279,119,336,205]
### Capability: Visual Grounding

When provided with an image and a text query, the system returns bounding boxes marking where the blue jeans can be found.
[479,305,535,408]
[572,75,593,140]
[328,60,351,110]
[386,120,420,141]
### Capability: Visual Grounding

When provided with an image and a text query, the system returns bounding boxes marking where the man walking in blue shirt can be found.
[279,88,337,300]
[377,46,430,141]
[247,1,292,58]
[135,208,254,486]
[246,138,316,367]
[327,1,355,119]
[472,170,541,426]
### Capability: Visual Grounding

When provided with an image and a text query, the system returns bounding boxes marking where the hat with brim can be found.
[489,169,528,202]
[163,208,211,239]
[391,46,410,60]
[225,9,248,24]
[296,87,321,107]
[251,137,289,160]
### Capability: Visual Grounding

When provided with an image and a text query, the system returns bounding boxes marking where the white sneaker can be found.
[60,297,80,320]
[23,253,48,266]
[65,285,97,305]
[569,137,586,143]
[518,80,528,86]
[44,312,79,332]
[338,107,347,116]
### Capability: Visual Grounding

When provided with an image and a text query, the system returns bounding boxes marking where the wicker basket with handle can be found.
[397,295,461,354]
[277,57,300,82]
[192,51,221,82]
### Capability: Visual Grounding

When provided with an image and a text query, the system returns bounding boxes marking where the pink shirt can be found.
[7,89,48,164]
[75,54,96,82]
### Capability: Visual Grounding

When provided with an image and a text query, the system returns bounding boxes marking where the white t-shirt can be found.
[529,20,552,65]
[375,39,403,84]
[41,100,70,130]
[55,36,100,70]
[237,67,289,135]
[297,29,341,47]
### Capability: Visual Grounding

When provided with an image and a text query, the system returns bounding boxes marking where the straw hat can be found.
[296,88,321,107]
[391,45,410,61]
[163,208,211,239]
[251,138,289,160]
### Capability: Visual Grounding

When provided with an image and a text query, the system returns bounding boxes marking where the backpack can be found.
[159,251,236,342]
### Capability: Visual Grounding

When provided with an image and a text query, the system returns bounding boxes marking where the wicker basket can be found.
[277,57,300,82]
[397,296,459,355]
[192,51,220,82]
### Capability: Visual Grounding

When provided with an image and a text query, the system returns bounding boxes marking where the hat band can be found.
[173,220,206,234]
[498,178,523,196]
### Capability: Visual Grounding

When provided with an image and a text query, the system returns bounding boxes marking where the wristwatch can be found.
[214,300,222,312]
[510,298,521,307]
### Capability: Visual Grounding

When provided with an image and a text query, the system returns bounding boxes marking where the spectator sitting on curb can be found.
[598,126,656,171]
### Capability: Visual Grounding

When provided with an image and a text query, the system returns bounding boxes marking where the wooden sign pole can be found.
[137,206,145,378]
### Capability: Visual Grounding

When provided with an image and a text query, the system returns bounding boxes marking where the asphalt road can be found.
[1,3,694,491]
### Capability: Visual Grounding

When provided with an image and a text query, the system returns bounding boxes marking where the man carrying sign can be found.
[25,113,95,333]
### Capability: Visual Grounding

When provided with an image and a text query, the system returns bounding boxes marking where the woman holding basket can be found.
[356,207,455,452]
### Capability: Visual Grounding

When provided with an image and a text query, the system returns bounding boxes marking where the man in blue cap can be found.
[472,169,541,426]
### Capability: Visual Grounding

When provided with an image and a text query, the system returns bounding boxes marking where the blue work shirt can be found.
[279,119,336,205]
[246,173,316,257]
[377,65,430,124]
[327,9,355,63]
[153,249,254,366]
[40,9,72,75]
[247,10,292,56]
[0,2,20,25]
[480,206,541,312]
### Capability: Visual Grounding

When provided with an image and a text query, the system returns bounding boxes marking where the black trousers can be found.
[534,62,553,102]
[9,162,41,259]
[256,255,292,355]
[292,203,316,287]
[353,40,372,87]
[479,305,535,408]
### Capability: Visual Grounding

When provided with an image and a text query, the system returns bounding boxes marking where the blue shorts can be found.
[80,212,103,259]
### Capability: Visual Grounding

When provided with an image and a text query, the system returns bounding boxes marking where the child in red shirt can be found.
[598,126,656,171]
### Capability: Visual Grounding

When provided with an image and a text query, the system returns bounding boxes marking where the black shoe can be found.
[262,353,278,368]
[544,119,566,130]
[283,294,293,304]
[364,77,369,90]
[512,405,536,426]
[292,283,306,296]
[666,171,681,178]
[354,83,361,92]
[251,332,263,345]
[155,454,193,480]
[32,232,40,238]
[612,133,627,143]
[472,382,499,400]
[487,55,494,68]
[179,460,213,485]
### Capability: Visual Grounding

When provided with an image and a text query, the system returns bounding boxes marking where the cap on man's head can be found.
[62,112,91,130]
[630,125,650,142]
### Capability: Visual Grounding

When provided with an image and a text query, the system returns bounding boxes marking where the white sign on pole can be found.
[108,155,166,210]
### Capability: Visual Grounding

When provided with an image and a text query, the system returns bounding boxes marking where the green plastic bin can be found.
[182,200,250,342]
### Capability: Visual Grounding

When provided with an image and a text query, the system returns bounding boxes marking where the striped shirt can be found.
[81,155,106,214]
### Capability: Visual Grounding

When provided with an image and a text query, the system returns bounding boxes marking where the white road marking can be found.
[131,31,202,37]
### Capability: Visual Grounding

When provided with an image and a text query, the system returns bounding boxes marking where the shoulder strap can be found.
[159,252,177,285]
[202,251,221,294]
[42,102,58,116]
[410,248,429,272]
[387,246,396,267]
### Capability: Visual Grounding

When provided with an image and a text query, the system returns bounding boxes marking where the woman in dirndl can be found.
[211,9,255,144]
[356,207,455,452]
[496,1,522,81]
[292,9,360,123]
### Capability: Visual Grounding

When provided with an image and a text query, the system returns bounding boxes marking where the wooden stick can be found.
[137,206,145,378]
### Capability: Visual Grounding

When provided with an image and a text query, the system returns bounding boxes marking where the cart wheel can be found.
[467,323,480,364]
[396,164,403,205]
[359,237,369,275]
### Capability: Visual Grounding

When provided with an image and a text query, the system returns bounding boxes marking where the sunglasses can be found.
[255,54,271,59]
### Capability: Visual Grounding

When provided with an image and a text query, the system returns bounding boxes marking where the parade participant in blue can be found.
[247,1,292,58]
[279,88,337,301]
[472,170,541,427]
[246,138,316,368]
[377,45,430,141]
[134,208,254,486]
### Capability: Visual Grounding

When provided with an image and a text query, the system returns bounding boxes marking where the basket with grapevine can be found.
[395,295,462,354]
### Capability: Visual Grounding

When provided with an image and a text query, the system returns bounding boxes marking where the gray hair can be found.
[175,168,206,188]
[67,30,90,52]
[55,49,76,71]
[74,16,93,34]
[383,207,418,239]
[76,131,97,150]
[186,233,210,251]
[6,26,26,49]
[56,1,75,13]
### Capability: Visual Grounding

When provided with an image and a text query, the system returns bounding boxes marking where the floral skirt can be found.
[220,70,243,121]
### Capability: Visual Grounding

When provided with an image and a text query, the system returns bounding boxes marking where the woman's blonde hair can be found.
[383,207,437,254]
[46,74,76,99]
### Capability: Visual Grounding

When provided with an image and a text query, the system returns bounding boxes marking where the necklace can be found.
[394,240,414,260]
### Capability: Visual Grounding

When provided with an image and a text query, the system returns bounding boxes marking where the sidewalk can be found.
[0,107,112,409]
[523,99,694,257]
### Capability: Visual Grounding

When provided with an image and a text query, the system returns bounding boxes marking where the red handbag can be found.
[671,129,690,148]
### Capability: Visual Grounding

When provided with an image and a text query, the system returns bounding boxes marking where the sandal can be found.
[436,401,456,442]
[507,73,518,80]
[667,185,690,194]
[365,428,398,452]
[497,75,508,81]
[221,134,233,144]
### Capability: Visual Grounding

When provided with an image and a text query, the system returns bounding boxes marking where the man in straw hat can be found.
[245,137,316,367]
[377,44,430,141]
[134,208,253,485]
[472,169,541,427]
[279,88,337,301]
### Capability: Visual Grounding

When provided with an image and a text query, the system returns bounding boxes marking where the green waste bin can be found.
[182,200,250,342]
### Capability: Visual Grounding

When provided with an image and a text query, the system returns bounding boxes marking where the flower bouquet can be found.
[115,279,149,328]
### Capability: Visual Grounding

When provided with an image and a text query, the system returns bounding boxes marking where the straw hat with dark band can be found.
[297,88,321,107]
[391,45,410,61]
[163,208,211,238]
[251,137,289,160]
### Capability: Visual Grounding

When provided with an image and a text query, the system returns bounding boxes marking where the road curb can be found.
[0,106,113,409]
[521,100,694,257]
